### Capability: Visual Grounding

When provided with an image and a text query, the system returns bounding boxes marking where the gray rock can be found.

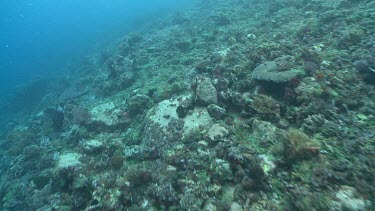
[207,104,226,119]
[252,55,303,83]
[206,124,229,142]
[90,102,122,126]
[195,75,217,106]
[88,101,131,131]
[83,139,104,153]
[144,95,213,142]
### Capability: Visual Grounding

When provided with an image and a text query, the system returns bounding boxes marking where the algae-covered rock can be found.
[283,129,320,162]
[207,104,226,119]
[128,94,151,116]
[230,202,243,211]
[140,96,213,154]
[353,59,375,84]
[83,139,104,153]
[252,56,304,83]
[294,77,324,102]
[206,124,229,142]
[301,114,326,135]
[194,75,218,106]
[32,172,51,189]
[331,186,368,211]
[89,101,129,131]
[252,119,278,145]
[144,95,213,142]
[211,159,233,182]
[250,94,281,122]
[57,152,82,169]
[258,154,276,176]
[90,102,120,126]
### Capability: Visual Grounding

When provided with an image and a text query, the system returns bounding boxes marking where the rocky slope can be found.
[0,0,374,210]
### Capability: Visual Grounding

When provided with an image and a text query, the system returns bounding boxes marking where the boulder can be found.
[89,102,129,131]
[252,56,303,83]
[207,104,226,119]
[143,95,214,145]
[90,102,120,126]
[195,75,217,106]
[206,124,229,142]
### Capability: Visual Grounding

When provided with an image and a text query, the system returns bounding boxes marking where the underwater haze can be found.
[0,0,194,96]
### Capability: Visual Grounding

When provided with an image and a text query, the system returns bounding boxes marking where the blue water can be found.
[0,0,195,97]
